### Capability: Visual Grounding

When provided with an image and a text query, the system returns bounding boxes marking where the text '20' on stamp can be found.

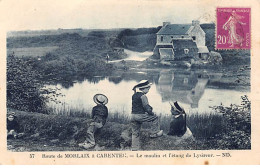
[216,7,250,50]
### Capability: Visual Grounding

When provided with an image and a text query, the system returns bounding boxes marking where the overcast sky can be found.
[0,0,223,31]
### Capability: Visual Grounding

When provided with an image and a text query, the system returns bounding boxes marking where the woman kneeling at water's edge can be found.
[131,80,163,151]
[168,101,193,141]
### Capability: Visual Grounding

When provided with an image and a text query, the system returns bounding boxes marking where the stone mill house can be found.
[153,20,209,61]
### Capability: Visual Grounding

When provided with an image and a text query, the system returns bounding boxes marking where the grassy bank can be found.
[46,105,224,140]
[7,96,250,151]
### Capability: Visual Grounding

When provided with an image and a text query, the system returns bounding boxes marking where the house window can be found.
[171,36,173,38]
[184,48,189,54]
[192,36,196,41]
[181,35,184,38]
[161,36,163,42]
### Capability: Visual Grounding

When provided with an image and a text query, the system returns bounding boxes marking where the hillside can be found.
[7,110,196,151]
[7,30,125,60]
[7,28,124,38]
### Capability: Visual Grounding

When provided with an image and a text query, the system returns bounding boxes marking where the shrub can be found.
[208,51,223,65]
[7,55,47,113]
[210,95,251,149]
[7,54,61,113]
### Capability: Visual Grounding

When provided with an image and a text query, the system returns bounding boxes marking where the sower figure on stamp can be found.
[222,10,246,47]
[131,80,163,151]
[79,94,108,149]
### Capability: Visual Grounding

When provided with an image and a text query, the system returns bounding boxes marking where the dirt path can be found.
[109,49,153,63]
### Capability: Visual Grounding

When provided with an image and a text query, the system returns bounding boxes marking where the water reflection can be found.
[47,69,249,115]
[108,76,123,84]
[157,70,209,109]
[88,76,106,84]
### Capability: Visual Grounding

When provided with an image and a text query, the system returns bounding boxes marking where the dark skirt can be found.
[168,114,187,137]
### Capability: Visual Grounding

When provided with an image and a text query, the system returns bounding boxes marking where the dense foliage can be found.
[7,55,47,113]
[117,27,162,39]
[117,27,161,52]
[210,95,251,149]
[33,54,114,88]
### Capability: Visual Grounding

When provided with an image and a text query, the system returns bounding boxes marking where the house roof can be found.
[186,26,194,34]
[157,24,191,35]
[197,46,209,53]
[159,48,174,57]
[172,39,197,49]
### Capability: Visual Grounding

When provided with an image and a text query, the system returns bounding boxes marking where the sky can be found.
[0,0,220,31]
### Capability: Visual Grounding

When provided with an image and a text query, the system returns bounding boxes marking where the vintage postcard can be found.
[0,0,260,165]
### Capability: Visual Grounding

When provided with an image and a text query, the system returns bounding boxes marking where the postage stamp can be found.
[216,7,251,49]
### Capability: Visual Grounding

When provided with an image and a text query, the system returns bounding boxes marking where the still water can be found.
[47,69,249,115]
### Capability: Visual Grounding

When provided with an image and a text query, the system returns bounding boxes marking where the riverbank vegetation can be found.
[7,31,125,80]
[6,53,113,113]
[7,95,250,151]
[7,55,47,113]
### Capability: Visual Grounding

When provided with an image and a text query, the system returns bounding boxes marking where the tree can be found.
[7,55,48,113]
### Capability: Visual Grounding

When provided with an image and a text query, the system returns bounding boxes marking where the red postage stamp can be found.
[216,7,251,49]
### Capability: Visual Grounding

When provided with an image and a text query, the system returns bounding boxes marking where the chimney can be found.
[192,20,200,26]
[163,22,171,27]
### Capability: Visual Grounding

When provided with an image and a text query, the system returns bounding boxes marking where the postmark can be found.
[216,7,251,49]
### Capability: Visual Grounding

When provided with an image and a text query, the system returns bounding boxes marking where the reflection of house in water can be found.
[156,70,209,108]
[108,76,123,84]
[157,70,175,92]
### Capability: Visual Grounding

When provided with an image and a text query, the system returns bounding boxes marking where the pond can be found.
[47,69,249,116]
